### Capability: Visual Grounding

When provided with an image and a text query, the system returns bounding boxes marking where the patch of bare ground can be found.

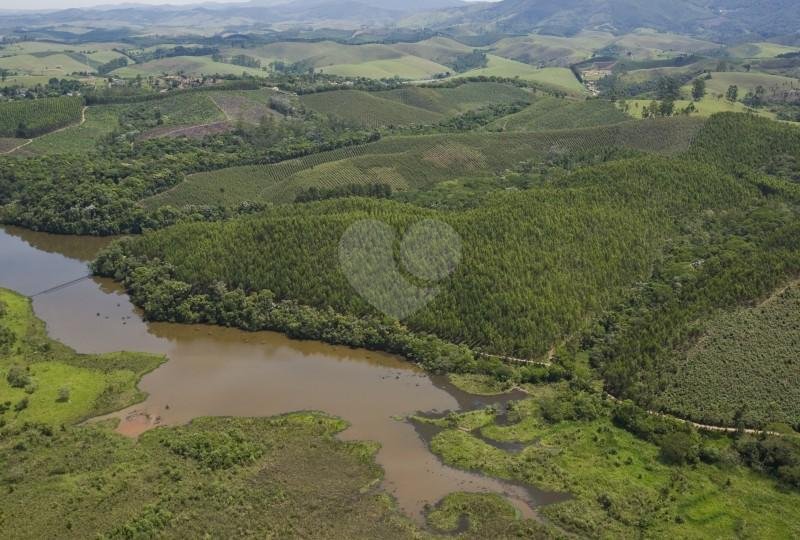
[138,121,233,140]
[211,94,281,125]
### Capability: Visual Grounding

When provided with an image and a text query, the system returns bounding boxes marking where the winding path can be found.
[1,105,88,155]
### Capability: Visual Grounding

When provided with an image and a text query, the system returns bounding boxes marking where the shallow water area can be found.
[0,225,566,523]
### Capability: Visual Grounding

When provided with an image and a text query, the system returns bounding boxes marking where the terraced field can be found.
[144,117,705,208]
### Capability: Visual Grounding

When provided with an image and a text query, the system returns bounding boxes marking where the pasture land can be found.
[112,56,265,77]
[701,71,799,97]
[455,56,585,95]
[208,89,282,124]
[610,29,720,59]
[489,31,615,67]
[321,56,451,80]
[299,83,532,128]
[621,98,775,119]
[145,117,705,209]
[728,42,800,59]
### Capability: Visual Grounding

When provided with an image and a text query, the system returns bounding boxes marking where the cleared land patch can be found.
[300,90,443,128]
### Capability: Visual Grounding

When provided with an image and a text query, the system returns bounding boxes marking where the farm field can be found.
[12,104,120,156]
[112,56,265,77]
[657,283,800,426]
[145,117,705,209]
[379,82,532,115]
[300,90,443,128]
[487,96,629,131]
[455,56,585,95]
[0,96,83,138]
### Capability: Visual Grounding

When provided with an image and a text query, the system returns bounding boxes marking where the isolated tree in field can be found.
[726,85,739,102]
[692,78,706,101]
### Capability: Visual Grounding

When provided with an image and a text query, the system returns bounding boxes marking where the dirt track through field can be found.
[2,105,87,155]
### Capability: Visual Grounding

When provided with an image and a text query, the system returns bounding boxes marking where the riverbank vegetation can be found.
[413,384,800,538]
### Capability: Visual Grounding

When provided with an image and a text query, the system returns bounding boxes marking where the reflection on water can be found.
[0,225,566,523]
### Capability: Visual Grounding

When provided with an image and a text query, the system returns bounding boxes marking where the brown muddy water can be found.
[0,225,567,524]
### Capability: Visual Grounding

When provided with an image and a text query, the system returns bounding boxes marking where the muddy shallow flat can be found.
[0,225,565,523]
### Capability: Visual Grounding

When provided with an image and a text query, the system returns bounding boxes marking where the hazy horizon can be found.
[5,0,493,13]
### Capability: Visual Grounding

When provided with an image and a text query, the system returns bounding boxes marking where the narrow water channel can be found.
[0,225,565,524]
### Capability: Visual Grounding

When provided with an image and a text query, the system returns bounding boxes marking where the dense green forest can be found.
[95,154,756,358]
[93,114,800,433]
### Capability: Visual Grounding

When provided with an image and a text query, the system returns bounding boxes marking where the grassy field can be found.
[300,90,443,128]
[455,55,585,95]
[224,40,454,79]
[144,117,705,209]
[610,29,720,60]
[419,387,800,538]
[0,289,163,427]
[299,82,532,128]
[486,97,629,131]
[0,53,92,79]
[380,82,532,115]
[657,283,800,426]
[112,56,265,77]
[12,104,122,156]
[728,42,800,59]
[207,90,280,125]
[701,71,800,97]
[321,56,451,80]
[620,97,776,119]
[489,31,615,67]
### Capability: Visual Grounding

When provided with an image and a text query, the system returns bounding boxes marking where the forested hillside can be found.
[96,156,757,359]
